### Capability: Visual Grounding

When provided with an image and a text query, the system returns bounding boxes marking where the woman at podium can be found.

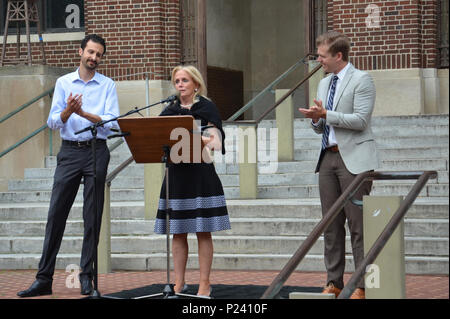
[154,65,231,297]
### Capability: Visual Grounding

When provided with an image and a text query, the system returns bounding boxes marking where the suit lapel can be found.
[333,64,354,110]
[321,75,333,102]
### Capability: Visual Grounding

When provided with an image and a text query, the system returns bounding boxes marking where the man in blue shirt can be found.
[18,34,119,297]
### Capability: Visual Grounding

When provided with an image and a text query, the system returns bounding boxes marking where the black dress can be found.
[154,96,231,234]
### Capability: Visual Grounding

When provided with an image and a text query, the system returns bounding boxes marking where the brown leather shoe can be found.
[322,283,342,298]
[350,288,365,299]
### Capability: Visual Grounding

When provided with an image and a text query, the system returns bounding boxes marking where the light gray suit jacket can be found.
[312,64,379,174]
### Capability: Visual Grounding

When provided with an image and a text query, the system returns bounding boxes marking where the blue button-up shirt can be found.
[47,68,120,141]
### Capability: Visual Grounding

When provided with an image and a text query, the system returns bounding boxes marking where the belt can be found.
[62,139,106,147]
[326,145,339,152]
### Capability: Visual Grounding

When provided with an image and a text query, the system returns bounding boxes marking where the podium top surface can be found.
[118,116,207,164]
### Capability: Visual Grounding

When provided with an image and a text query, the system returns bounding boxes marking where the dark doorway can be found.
[207,66,243,121]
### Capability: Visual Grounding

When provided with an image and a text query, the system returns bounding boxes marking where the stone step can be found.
[1,235,447,258]
[294,125,450,138]
[1,217,447,238]
[240,115,450,131]
[0,201,145,221]
[0,252,447,275]
[1,198,447,221]
[294,147,449,162]
[295,114,450,127]
[255,183,448,199]
[216,133,449,150]
[10,159,450,190]
[1,179,448,203]
[370,114,449,126]
[122,253,450,274]
[0,189,144,203]
[105,139,449,164]
[292,136,449,150]
[14,168,448,192]
[25,157,448,181]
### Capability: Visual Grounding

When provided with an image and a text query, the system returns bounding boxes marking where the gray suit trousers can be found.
[36,141,110,283]
[319,150,372,289]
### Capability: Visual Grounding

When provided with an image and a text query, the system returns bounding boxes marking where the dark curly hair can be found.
[80,34,106,55]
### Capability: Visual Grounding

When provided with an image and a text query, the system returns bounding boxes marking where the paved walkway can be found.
[0,269,448,299]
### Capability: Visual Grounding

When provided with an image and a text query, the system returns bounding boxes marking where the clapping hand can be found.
[298,99,326,123]
[67,93,83,115]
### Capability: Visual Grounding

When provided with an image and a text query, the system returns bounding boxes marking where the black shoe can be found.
[80,278,93,295]
[17,280,52,298]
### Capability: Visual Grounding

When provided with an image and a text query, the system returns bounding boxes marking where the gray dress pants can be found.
[36,140,110,284]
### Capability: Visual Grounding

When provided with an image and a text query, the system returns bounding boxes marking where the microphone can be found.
[161,95,177,103]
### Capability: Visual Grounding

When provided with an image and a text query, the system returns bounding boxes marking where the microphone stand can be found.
[74,96,176,299]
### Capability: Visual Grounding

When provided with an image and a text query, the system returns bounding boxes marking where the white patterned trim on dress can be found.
[158,195,226,211]
[154,215,231,234]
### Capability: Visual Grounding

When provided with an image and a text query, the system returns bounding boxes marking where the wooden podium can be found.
[118,115,210,164]
[117,115,211,299]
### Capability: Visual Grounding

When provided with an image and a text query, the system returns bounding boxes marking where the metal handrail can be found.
[260,170,438,299]
[337,171,438,299]
[0,124,48,158]
[0,86,54,159]
[254,63,321,124]
[225,53,319,124]
[0,86,54,124]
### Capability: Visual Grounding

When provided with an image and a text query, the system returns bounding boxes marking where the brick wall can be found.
[85,0,181,80]
[329,0,439,70]
[3,39,81,69]
[2,0,181,81]
[2,1,441,74]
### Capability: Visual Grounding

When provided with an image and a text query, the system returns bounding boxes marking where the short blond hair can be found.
[171,65,208,98]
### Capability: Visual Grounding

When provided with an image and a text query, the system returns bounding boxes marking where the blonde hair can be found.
[171,65,208,98]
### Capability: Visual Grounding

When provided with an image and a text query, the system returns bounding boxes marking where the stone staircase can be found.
[0,115,448,274]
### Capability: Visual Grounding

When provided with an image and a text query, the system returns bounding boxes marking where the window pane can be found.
[0,0,40,34]
[438,0,449,68]
[46,0,84,30]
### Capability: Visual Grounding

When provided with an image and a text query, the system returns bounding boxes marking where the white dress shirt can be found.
[47,68,120,141]
[313,62,352,147]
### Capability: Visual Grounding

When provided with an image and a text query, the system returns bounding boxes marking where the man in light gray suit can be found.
[299,31,379,299]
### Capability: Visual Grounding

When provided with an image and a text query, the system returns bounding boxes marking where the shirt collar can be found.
[71,68,100,84]
[335,62,351,81]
